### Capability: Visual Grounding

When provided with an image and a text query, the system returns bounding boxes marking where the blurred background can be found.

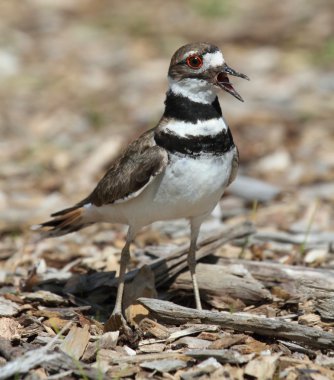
[0,0,333,253]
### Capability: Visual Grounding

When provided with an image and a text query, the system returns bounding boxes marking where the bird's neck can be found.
[155,82,234,156]
[168,77,217,105]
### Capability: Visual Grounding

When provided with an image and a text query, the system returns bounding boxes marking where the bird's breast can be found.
[140,148,236,221]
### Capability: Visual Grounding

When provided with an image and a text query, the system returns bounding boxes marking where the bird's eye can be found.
[186,55,203,69]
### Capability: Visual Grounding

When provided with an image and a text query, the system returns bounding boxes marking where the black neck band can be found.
[163,91,222,123]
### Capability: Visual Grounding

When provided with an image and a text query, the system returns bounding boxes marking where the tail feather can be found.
[51,204,84,217]
[34,206,92,239]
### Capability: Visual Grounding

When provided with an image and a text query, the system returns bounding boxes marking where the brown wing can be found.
[83,129,168,207]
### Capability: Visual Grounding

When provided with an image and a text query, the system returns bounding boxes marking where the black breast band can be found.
[155,128,235,156]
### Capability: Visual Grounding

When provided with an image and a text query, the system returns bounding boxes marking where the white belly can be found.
[91,149,235,230]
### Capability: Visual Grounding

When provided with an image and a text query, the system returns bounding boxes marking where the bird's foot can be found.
[104,311,132,338]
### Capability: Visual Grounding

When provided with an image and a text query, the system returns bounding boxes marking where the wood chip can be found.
[298,313,321,327]
[138,342,166,354]
[244,354,281,380]
[139,317,170,339]
[60,325,90,360]
[104,351,192,365]
[125,303,150,327]
[99,331,119,349]
[0,324,70,380]
[186,349,253,364]
[106,364,139,379]
[140,358,188,372]
[181,357,222,380]
[0,317,21,340]
[172,337,211,349]
[22,290,67,305]
[197,357,222,371]
[167,324,219,343]
[208,334,246,349]
[0,297,20,317]
[81,342,98,362]
[96,348,123,364]
[197,332,220,341]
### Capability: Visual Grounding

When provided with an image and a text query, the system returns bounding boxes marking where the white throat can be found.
[168,77,217,105]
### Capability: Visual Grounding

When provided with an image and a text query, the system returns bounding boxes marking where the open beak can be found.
[216,63,249,102]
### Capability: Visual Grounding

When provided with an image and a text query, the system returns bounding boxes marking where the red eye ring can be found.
[186,54,203,69]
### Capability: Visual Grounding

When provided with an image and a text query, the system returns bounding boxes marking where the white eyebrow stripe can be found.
[182,50,197,60]
[202,51,224,70]
[182,50,225,73]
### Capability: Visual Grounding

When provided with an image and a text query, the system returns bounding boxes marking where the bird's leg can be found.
[105,228,135,333]
[188,219,202,310]
[113,226,136,315]
[112,238,131,315]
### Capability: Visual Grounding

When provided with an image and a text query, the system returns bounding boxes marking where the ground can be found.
[0,1,334,379]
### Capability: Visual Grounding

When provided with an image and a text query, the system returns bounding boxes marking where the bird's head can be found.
[168,42,249,104]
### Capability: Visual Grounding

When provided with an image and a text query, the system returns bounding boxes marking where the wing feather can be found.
[84,130,168,207]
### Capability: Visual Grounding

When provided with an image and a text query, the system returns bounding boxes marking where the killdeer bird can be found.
[36,42,248,320]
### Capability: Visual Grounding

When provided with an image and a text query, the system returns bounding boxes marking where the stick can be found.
[138,298,334,350]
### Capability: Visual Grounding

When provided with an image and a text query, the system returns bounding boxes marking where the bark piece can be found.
[172,263,272,307]
[139,298,334,350]
[278,340,316,358]
[212,257,334,320]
